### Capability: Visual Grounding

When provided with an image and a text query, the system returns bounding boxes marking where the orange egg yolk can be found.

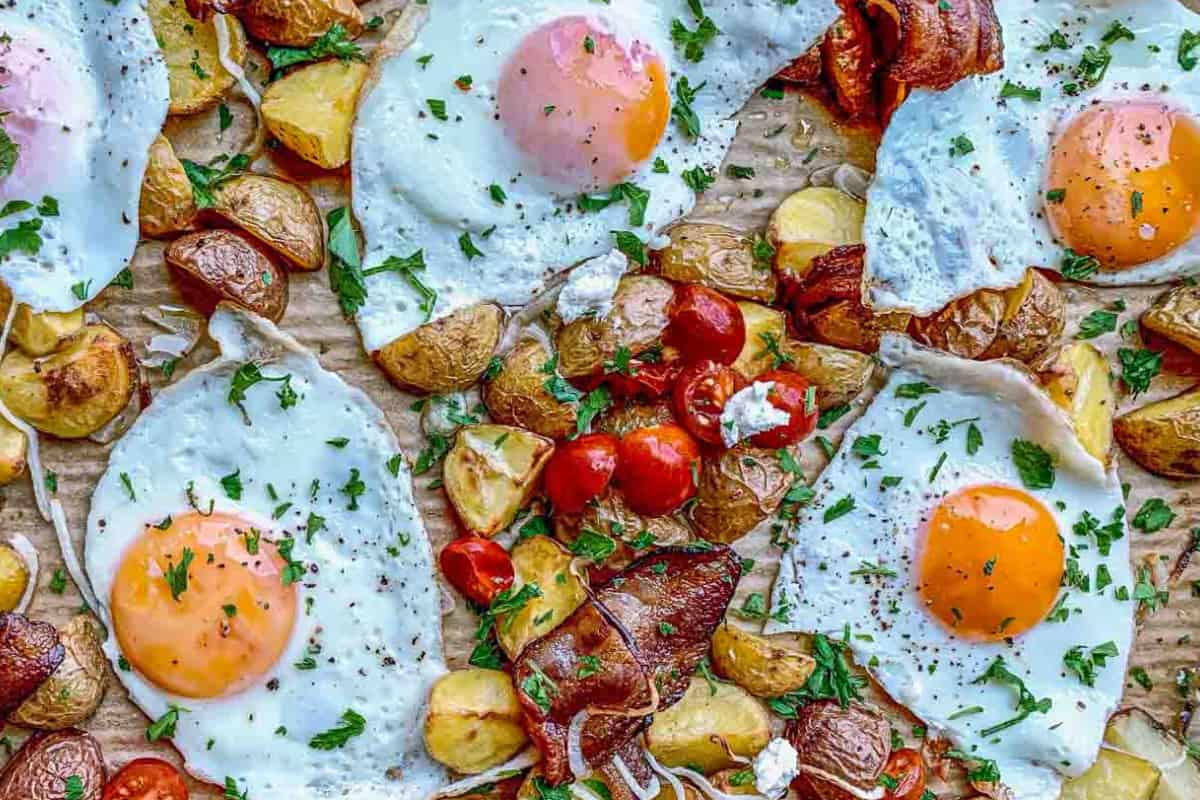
[915,485,1063,641]
[1045,100,1200,269]
[111,512,298,699]
[497,16,670,192]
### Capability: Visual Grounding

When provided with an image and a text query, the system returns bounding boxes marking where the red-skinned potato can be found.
[787,700,891,800]
[0,729,106,800]
[0,612,65,715]
[165,229,289,322]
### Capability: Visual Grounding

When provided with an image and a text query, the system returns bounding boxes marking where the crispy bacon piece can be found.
[866,0,1003,91]
[784,244,866,313]
[0,612,65,715]
[776,48,824,87]
[597,738,657,800]
[512,547,741,785]
[822,1,879,119]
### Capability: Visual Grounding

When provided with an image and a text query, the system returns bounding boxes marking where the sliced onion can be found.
[0,302,48,520]
[711,736,751,765]
[612,755,661,800]
[807,163,872,201]
[440,584,457,617]
[795,765,883,800]
[88,367,146,444]
[215,14,260,109]
[141,305,204,370]
[435,748,541,798]
[7,534,38,614]
[50,498,99,614]
[570,781,609,800]
[567,711,591,779]
[643,748,687,800]
[667,766,767,800]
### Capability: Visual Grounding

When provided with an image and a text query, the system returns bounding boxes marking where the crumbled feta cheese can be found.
[556,249,628,324]
[719,381,789,448]
[421,392,471,438]
[753,738,799,799]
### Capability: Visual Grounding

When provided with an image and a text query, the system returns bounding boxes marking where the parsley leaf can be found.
[1118,348,1161,396]
[1077,309,1117,339]
[1011,439,1055,489]
[309,709,366,750]
[267,23,365,71]
[670,0,720,63]
[326,206,367,316]
[180,153,250,209]
[1132,497,1175,533]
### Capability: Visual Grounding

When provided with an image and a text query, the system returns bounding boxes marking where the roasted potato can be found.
[555,487,693,556]
[444,424,555,536]
[210,174,325,271]
[0,613,64,715]
[592,402,675,439]
[1060,747,1160,800]
[781,341,875,411]
[148,0,248,115]
[982,269,1065,362]
[165,229,289,323]
[0,283,84,358]
[1142,284,1200,355]
[423,667,528,774]
[139,134,197,237]
[787,700,890,800]
[0,325,137,439]
[1035,342,1115,463]
[656,223,777,302]
[0,416,27,487]
[645,677,771,773]
[262,60,369,169]
[556,276,674,378]
[768,187,865,281]
[238,0,363,46]
[496,535,586,659]
[710,624,815,698]
[691,445,796,544]
[807,300,911,354]
[731,302,788,381]
[374,303,504,394]
[0,543,30,613]
[9,616,106,730]
[1105,708,1200,800]
[1113,386,1200,479]
[0,729,105,800]
[909,288,1006,360]
[483,337,578,440]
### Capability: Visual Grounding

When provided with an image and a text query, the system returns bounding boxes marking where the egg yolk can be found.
[915,485,1063,641]
[497,16,670,192]
[111,512,298,699]
[1045,100,1200,269]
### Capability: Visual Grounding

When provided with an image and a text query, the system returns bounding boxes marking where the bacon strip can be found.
[0,612,64,715]
[866,0,1003,91]
[822,1,879,119]
[784,244,866,313]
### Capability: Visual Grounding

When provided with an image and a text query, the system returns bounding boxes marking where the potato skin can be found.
[656,223,777,302]
[423,668,528,774]
[909,288,1006,360]
[9,616,107,730]
[0,729,105,800]
[483,337,577,440]
[982,269,1065,362]
[711,624,815,699]
[262,60,370,169]
[0,613,64,715]
[555,486,693,558]
[166,229,289,322]
[0,325,137,439]
[0,282,84,358]
[496,535,586,659]
[211,174,325,272]
[148,0,247,115]
[1114,386,1200,478]
[0,416,27,487]
[781,341,874,411]
[645,677,771,773]
[240,0,363,46]
[139,134,197,238]
[592,402,675,438]
[787,700,891,800]
[691,444,796,545]
[807,300,911,354]
[1142,284,1200,355]
[556,275,674,378]
[374,303,504,394]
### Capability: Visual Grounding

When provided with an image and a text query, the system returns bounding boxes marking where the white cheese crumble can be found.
[720,381,789,448]
[753,738,799,799]
[421,392,471,438]
[556,249,628,324]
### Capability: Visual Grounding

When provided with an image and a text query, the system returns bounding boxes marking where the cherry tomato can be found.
[672,361,745,446]
[102,759,188,800]
[615,423,701,516]
[597,360,681,401]
[543,433,620,513]
[881,748,926,800]
[667,284,746,365]
[746,370,819,449]
[439,535,515,606]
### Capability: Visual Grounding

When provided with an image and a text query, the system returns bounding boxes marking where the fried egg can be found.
[85,306,446,797]
[0,0,168,311]
[350,0,838,350]
[766,336,1134,800]
[864,0,1200,315]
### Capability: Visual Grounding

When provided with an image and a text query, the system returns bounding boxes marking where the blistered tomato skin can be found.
[615,423,701,516]
[102,758,189,800]
[747,370,819,448]
[881,749,926,800]
[543,433,620,513]
[667,284,747,365]
[672,360,745,446]
[439,535,515,607]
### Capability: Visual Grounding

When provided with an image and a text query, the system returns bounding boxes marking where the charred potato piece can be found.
[592,402,675,438]
[444,424,555,536]
[211,174,325,271]
[657,223,777,302]
[0,325,137,439]
[423,667,528,774]
[691,445,795,544]
[1142,284,1200,355]
[0,729,105,800]
[139,134,196,237]
[0,417,27,487]
[981,269,1065,362]
[645,677,771,773]
[1035,343,1115,463]
[165,229,289,323]
[1113,386,1200,479]
[781,341,875,411]
[0,612,65,715]
[768,187,865,281]
[374,303,504,394]
[732,302,788,381]
[0,543,30,612]
[483,337,578,440]
[239,0,363,46]
[10,616,106,730]
[556,486,692,552]
[262,60,370,169]
[1105,708,1200,800]
[148,0,247,115]
[710,624,815,698]
[496,535,586,659]
[556,276,674,378]
[909,288,1006,360]
[787,700,890,800]
[0,283,85,358]
[807,300,911,354]
[1060,747,1159,800]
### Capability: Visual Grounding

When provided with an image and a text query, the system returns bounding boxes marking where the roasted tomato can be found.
[747,371,819,448]
[881,748,926,800]
[616,423,701,516]
[785,243,864,312]
[102,758,188,800]
[600,360,681,401]
[439,535,515,606]
[667,284,746,365]
[543,433,620,513]
[672,360,745,446]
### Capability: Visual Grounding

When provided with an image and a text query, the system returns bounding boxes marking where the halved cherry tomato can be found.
[543,433,620,513]
[881,748,926,800]
[615,423,701,516]
[666,284,746,365]
[672,360,745,446]
[747,370,819,448]
[102,758,188,800]
[596,360,681,401]
[439,535,515,606]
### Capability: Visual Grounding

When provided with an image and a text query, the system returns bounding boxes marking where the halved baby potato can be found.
[139,134,197,238]
[656,223,777,303]
[210,174,326,271]
[482,337,578,440]
[690,445,796,545]
[1104,708,1200,800]
[238,0,363,46]
[1035,342,1115,464]
[165,229,289,322]
[1113,386,1200,479]
[262,60,369,169]
[645,678,771,773]
[768,187,864,281]
[0,418,27,488]
[9,615,107,730]
[710,623,814,698]
[730,301,787,381]
[496,535,586,660]
[444,424,554,536]
[555,275,674,378]
[423,668,528,775]
[782,340,875,411]
[1141,284,1200,355]
[148,0,248,115]
[374,303,504,394]
[1060,747,1159,800]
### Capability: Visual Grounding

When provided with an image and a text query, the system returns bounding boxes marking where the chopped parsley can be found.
[309,709,366,750]
[1011,439,1055,489]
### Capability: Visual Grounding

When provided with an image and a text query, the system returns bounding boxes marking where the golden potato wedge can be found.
[262,60,369,169]
[691,445,795,544]
[1113,386,1200,479]
[982,269,1065,362]
[210,174,325,271]
[0,542,30,613]
[645,678,771,773]
[768,187,864,281]
[496,535,586,659]
[148,0,247,115]
[1060,747,1159,800]
[483,337,578,440]
[1142,284,1200,355]
[165,229,289,322]
[657,223,777,302]
[806,300,911,354]
[781,340,875,411]
[592,402,675,439]
[0,325,136,439]
[1035,342,1115,463]
[710,623,815,699]
[139,134,197,237]
[423,668,528,775]
[556,276,674,378]
[1104,708,1200,800]
[0,417,27,488]
[0,283,85,358]
[910,289,1006,360]
[9,616,106,730]
[374,303,504,394]
[0,729,106,800]
[731,301,788,381]
[239,0,363,46]
[445,424,555,536]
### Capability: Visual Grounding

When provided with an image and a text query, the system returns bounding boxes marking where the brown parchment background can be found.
[1,2,1198,796]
